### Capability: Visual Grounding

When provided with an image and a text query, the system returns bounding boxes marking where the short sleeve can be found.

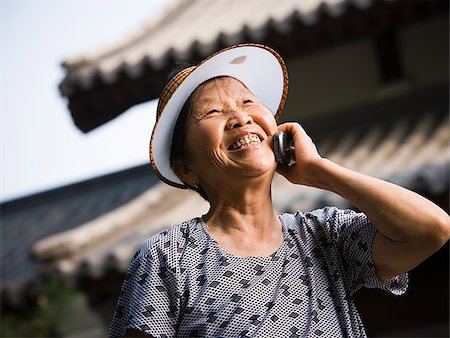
[298,207,408,297]
[109,236,181,337]
[332,208,408,296]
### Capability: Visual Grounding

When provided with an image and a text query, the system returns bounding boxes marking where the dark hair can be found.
[168,64,209,200]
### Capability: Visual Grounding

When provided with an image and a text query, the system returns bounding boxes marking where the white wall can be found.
[399,16,449,88]
[281,16,448,122]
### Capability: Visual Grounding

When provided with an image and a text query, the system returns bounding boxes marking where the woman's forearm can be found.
[306,158,450,245]
[276,122,450,278]
[306,157,450,279]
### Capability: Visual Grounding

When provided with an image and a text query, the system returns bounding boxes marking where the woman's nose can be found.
[226,110,254,129]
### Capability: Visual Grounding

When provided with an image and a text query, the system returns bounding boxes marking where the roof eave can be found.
[59,0,449,132]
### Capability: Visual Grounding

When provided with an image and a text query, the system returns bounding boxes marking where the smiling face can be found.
[177,76,279,196]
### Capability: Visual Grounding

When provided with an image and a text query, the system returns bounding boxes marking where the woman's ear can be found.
[171,159,199,188]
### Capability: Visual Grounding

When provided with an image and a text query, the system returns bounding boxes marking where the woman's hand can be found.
[276,122,450,281]
[275,122,323,187]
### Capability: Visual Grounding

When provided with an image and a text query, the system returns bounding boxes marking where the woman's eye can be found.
[243,99,253,104]
[207,109,219,115]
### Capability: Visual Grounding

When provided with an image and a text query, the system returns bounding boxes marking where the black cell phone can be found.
[273,131,293,165]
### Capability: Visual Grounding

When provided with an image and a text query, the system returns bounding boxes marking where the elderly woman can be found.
[109,44,449,337]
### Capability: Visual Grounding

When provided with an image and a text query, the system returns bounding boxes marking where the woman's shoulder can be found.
[280,206,364,232]
[280,206,340,225]
[280,206,371,248]
[133,217,203,261]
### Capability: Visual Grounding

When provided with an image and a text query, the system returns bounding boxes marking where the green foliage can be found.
[1,278,80,337]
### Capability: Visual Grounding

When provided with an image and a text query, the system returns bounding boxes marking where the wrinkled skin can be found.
[176,77,281,199]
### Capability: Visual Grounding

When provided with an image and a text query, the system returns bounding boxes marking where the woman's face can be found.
[183,76,279,190]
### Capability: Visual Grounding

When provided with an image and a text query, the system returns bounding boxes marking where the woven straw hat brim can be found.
[150,43,288,188]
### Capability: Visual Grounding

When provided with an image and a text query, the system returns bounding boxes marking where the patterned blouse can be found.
[109,207,408,337]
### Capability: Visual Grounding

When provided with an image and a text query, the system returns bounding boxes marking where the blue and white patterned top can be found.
[109,207,408,337]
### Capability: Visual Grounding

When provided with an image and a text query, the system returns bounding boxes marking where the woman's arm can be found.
[276,123,450,281]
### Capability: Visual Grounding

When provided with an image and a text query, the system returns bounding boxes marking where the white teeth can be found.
[231,134,261,150]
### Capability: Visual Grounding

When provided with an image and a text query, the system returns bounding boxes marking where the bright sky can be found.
[0,0,168,202]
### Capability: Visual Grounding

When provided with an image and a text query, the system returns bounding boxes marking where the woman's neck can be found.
[202,182,283,257]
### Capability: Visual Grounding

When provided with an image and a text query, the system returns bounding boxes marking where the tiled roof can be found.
[58,0,448,132]
[32,88,449,284]
[60,0,374,93]
[0,165,159,307]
